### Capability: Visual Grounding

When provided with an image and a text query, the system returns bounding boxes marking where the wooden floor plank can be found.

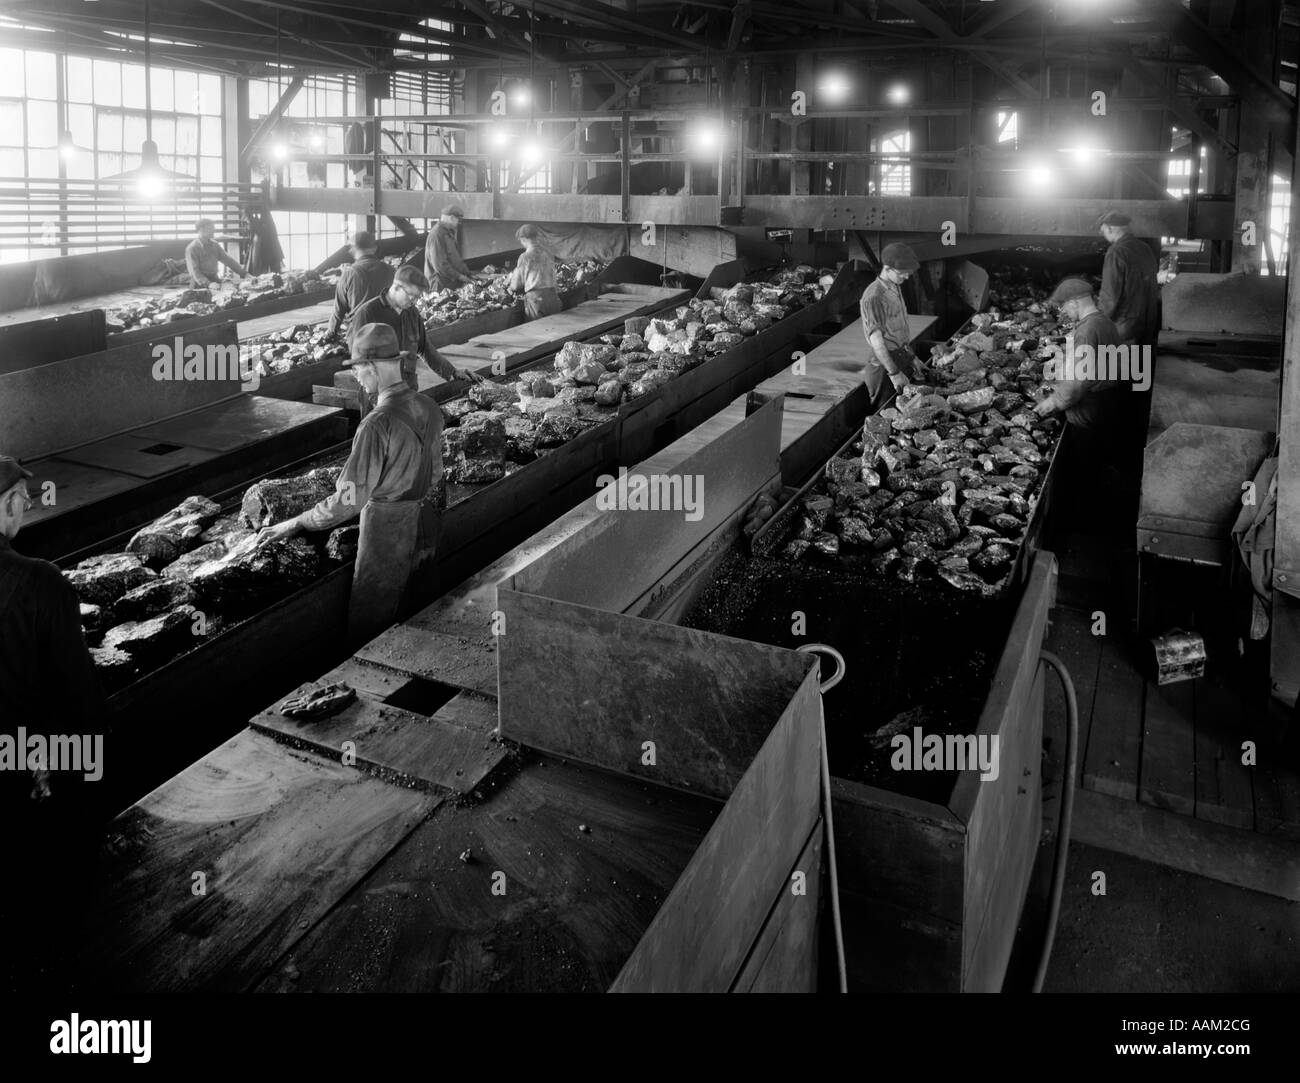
[1194,677,1256,830]
[251,756,721,994]
[1072,786,1300,903]
[250,693,508,794]
[80,728,438,992]
[1139,678,1197,816]
[1044,606,1104,786]
[356,624,498,695]
[1081,636,1146,800]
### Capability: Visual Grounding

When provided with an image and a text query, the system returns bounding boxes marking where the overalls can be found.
[347,402,442,646]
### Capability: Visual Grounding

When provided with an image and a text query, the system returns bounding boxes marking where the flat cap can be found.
[352,230,377,250]
[1049,277,1095,304]
[0,455,33,493]
[1097,210,1132,228]
[515,223,542,241]
[880,242,919,271]
[442,204,466,218]
[394,264,429,291]
[348,323,403,365]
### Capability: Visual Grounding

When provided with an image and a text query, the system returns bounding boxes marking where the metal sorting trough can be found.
[494,391,1059,992]
[83,261,863,806]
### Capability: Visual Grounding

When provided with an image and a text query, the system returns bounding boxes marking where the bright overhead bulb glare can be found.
[518,139,545,167]
[136,174,165,199]
[887,84,909,104]
[270,141,289,162]
[819,74,851,102]
[489,125,511,150]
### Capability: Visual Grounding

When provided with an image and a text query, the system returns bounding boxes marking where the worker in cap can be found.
[256,325,446,645]
[1036,278,1137,537]
[1097,208,1160,471]
[0,454,108,991]
[186,217,246,288]
[509,224,562,320]
[859,242,924,410]
[426,203,483,291]
[350,264,485,412]
[326,229,395,338]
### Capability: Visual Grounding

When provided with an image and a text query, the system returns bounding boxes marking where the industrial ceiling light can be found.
[819,73,851,104]
[686,117,723,157]
[488,124,512,151]
[518,138,546,167]
[887,83,909,105]
[58,131,78,162]
[511,84,532,108]
[269,140,290,163]
[1025,161,1055,191]
[308,132,325,153]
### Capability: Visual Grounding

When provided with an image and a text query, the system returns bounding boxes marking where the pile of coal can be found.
[125,495,222,569]
[417,258,608,330]
[240,324,349,376]
[776,279,1066,595]
[105,269,335,333]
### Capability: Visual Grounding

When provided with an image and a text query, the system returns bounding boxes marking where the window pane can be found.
[27,101,57,146]
[200,115,221,154]
[198,74,221,115]
[176,115,199,156]
[67,151,94,180]
[123,112,147,152]
[174,71,198,114]
[0,101,22,147]
[68,103,94,148]
[0,51,23,98]
[94,61,121,107]
[0,148,24,176]
[97,111,123,152]
[153,116,176,154]
[97,151,123,178]
[28,148,57,178]
[66,57,93,103]
[25,51,56,99]
[150,67,173,112]
[122,64,146,107]
[201,156,223,183]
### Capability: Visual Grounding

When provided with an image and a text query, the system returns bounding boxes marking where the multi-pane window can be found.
[1266,173,1290,276]
[996,110,1018,148]
[875,129,912,196]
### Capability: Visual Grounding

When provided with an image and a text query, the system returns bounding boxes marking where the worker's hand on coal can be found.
[256,519,302,547]
[1033,395,1057,418]
[458,367,487,384]
[888,369,911,391]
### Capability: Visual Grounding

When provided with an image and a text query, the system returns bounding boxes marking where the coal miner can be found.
[185,217,247,288]
[0,455,107,992]
[860,242,925,411]
[255,325,445,645]
[509,223,562,320]
[1097,210,1160,351]
[425,203,478,291]
[349,265,484,408]
[325,230,395,339]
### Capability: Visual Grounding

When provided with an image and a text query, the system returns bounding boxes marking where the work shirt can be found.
[509,247,557,295]
[425,222,471,291]
[298,383,444,533]
[326,256,395,336]
[1044,310,1127,430]
[0,535,107,743]
[1099,233,1160,346]
[349,292,460,383]
[859,276,913,353]
[185,236,243,287]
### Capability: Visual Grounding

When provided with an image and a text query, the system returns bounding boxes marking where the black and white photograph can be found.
[0,0,1295,1053]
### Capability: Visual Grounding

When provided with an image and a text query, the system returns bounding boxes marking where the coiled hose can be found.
[1033,649,1078,994]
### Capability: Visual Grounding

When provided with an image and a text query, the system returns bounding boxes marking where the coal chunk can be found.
[241,467,341,529]
[65,554,157,608]
[125,496,222,569]
[442,412,507,483]
[101,606,199,668]
[114,577,198,622]
[325,525,360,563]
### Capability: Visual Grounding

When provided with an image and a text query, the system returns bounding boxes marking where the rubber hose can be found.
[1033,649,1078,994]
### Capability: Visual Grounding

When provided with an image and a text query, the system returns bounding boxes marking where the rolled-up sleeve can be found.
[297,417,387,532]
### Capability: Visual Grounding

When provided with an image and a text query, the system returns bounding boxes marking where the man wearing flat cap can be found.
[186,217,246,288]
[859,242,924,410]
[257,324,446,644]
[350,265,484,408]
[0,454,107,991]
[1097,210,1160,351]
[1034,278,1125,429]
[326,230,395,339]
[425,204,480,292]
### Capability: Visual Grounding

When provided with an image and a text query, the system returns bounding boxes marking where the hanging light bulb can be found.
[511,83,531,108]
[58,132,78,162]
[518,138,546,168]
[308,132,325,153]
[488,124,511,151]
[270,141,290,163]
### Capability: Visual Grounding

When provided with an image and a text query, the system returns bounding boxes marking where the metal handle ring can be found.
[797,643,846,693]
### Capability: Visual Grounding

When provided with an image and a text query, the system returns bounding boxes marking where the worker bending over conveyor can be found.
[859,242,926,411]
[256,324,446,645]
[186,217,247,288]
[426,204,486,292]
[509,223,562,320]
[349,265,485,407]
[326,230,395,339]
